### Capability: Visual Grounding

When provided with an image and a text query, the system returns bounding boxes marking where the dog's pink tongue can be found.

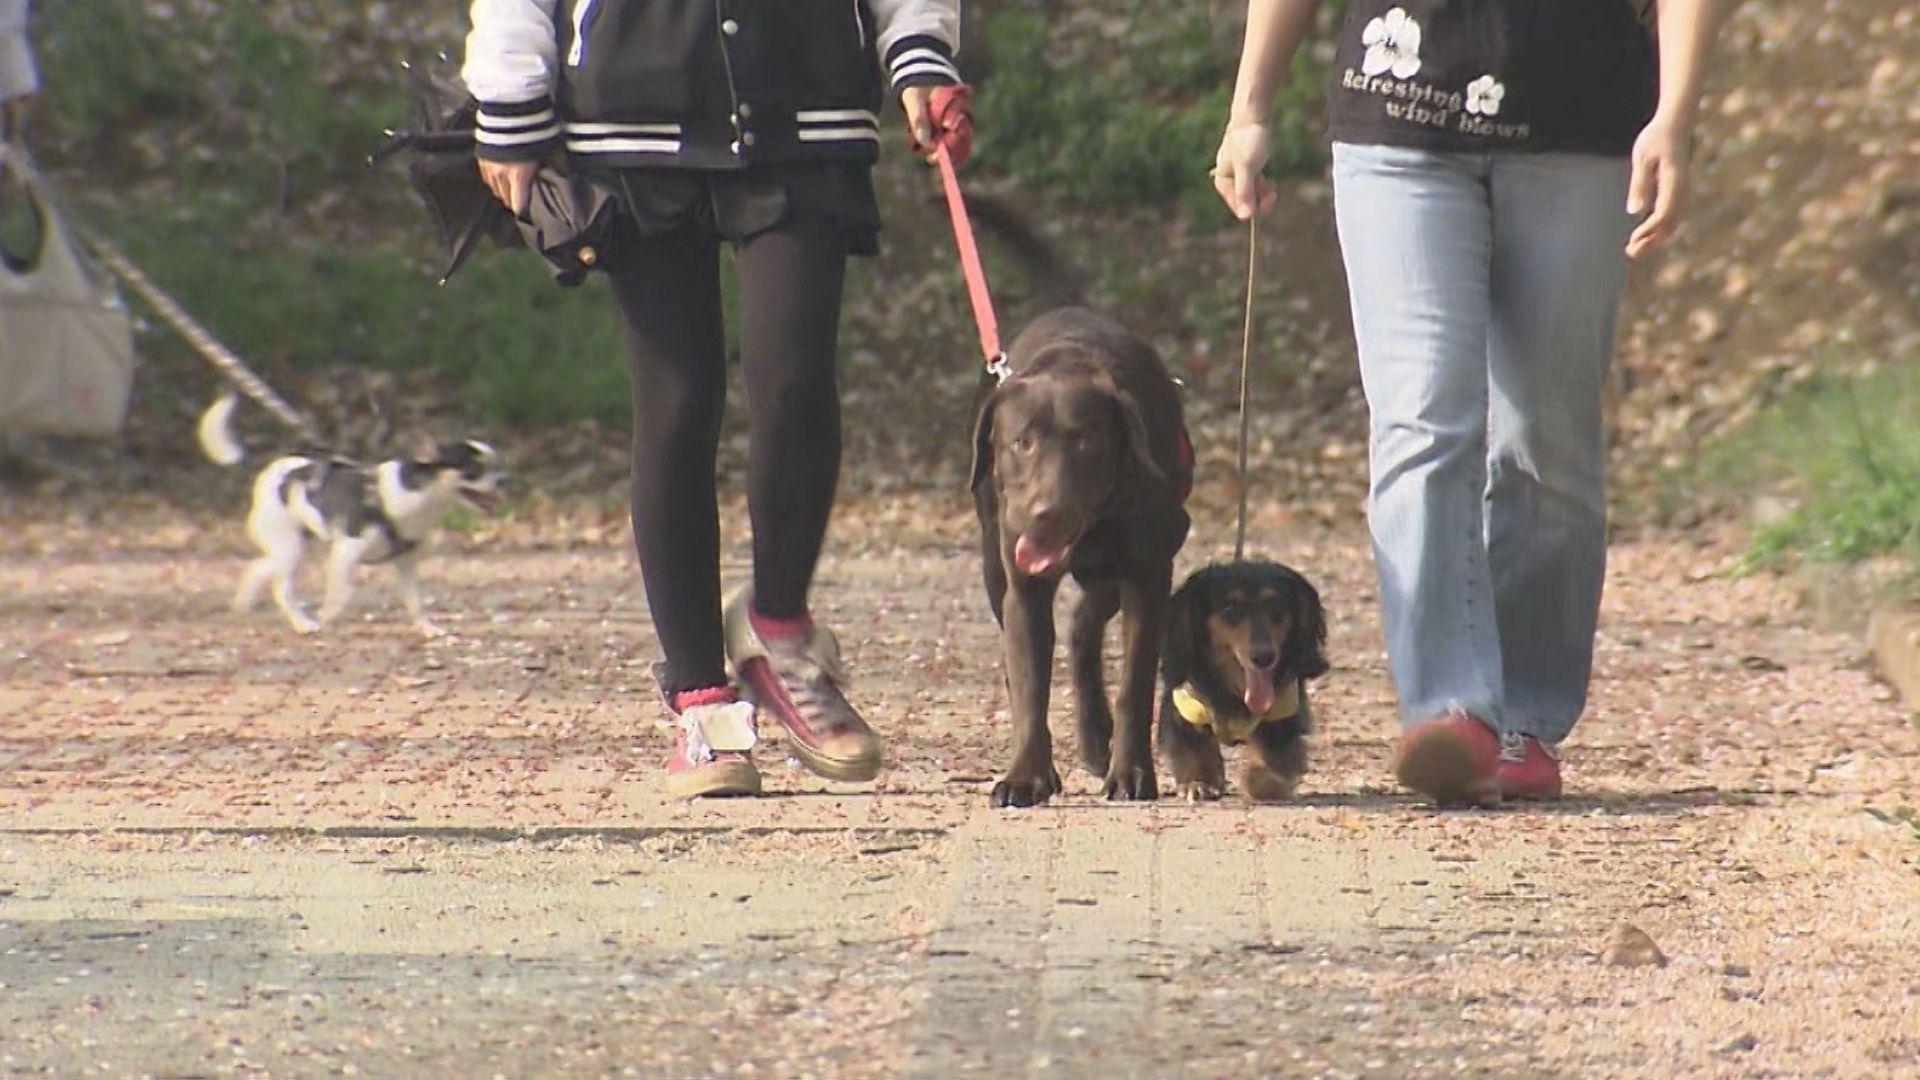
[1013,534,1066,576]
[1243,664,1278,716]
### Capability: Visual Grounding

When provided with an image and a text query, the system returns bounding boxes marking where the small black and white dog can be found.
[198,394,502,635]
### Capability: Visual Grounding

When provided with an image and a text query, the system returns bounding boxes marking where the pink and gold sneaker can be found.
[724,587,882,783]
[664,686,762,800]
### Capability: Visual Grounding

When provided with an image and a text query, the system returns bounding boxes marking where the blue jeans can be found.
[1330,142,1633,745]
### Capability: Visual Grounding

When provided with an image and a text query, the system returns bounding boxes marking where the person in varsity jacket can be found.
[464,0,964,799]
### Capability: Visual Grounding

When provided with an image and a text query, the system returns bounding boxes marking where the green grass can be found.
[32,0,194,135]
[1700,359,1920,569]
[34,0,634,426]
[31,0,1340,427]
[92,198,635,426]
[971,3,1331,214]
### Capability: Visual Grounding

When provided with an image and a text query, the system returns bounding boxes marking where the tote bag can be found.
[0,142,134,437]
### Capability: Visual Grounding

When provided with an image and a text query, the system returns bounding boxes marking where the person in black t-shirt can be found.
[1213,0,1727,805]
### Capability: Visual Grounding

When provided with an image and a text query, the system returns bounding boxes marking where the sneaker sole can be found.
[666,760,763,800]
[1394,728,1500,807]
[1497,777,1564,801]
[779,731,883,784]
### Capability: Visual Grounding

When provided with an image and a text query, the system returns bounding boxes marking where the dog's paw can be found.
[990,766,1061,809]
[1102,763,1159,802]
[1241,764,1301,803]
[1175,779,1224,803]
[413,619,449,639]
[289,615,322,635]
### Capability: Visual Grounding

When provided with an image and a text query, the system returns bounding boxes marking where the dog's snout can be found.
[1249,647,1280,671]
[1027,505,1069,537]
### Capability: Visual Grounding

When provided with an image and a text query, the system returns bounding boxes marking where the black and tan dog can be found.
[1159,561,1328,801]
[971,308,1194,807]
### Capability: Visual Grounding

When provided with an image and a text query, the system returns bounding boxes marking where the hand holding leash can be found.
[908,84,974,167]
[1213,121,1276,222]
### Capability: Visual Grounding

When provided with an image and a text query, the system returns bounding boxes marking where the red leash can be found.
[920,86,1194,505]
[922,86,1010,382]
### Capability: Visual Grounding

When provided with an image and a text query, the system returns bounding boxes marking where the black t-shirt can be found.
[1326,1,1658,156]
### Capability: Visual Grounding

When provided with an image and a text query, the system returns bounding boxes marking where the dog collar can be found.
[1170,681,1300,744]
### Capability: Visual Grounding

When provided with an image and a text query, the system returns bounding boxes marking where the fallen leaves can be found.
[1601,922,1670,969]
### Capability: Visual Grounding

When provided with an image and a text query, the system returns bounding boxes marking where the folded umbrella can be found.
[513,166,617,287]
[372,55,616,287]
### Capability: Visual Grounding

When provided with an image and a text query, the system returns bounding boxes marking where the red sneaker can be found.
[1497,732,1563,800]
[664,686,762,800]
[725,587,882,783]
[1392,713,1501,806]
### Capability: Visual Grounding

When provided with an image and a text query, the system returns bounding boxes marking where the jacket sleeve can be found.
[0,0,37,104]
[869,0,961,93]
[463,0,563,162]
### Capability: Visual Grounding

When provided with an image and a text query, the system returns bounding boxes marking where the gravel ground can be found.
[2,508,1917,1078]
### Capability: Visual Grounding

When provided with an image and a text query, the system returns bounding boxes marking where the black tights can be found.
[608,218,849,694]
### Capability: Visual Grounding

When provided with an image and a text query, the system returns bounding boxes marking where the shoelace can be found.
[1498,731,1558,762]
[769,643,842,727]
[779,670,831,724]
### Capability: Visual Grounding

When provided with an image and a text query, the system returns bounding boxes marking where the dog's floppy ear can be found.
[1098,377,1165,485]
[1286,573,1331,680]
[969,387,999,493]
[1162,575,1200,685]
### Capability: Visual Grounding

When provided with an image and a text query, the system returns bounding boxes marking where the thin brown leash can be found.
[2,139,321,443]
[1234,213,1258,562]
[80,229,324,444]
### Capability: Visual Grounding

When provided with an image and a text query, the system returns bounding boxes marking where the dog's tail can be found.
[197,392,246,466]
[960,192,1090,308]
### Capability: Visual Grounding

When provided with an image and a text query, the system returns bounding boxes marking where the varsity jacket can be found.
[463,0,961,169]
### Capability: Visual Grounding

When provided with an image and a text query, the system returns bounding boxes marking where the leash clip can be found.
[987,352,1012,384]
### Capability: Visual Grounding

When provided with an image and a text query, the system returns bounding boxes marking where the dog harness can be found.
[1170,680,1300,745]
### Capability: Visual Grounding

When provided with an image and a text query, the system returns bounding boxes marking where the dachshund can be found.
[1158,560,1328,801]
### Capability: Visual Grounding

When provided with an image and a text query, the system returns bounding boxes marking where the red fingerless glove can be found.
[913,83,974,168]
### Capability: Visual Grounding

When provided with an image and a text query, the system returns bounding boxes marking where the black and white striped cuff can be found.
[475,97,561,160]
[885,35,960,91]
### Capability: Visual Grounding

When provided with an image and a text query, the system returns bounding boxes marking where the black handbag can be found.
[372,55,617,287]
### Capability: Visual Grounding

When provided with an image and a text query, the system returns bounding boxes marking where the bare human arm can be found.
[1625,0,1729,260]
[1213,0,1324,220]
[0,0,38,135]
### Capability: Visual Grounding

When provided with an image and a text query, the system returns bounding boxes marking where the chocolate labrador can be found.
[971,307,1193,807]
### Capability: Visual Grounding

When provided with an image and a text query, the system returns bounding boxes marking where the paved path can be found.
[2,530,1917,1076]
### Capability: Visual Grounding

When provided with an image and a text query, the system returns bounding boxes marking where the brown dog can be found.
[1158,561,1328,801]
[971,307,1193,807]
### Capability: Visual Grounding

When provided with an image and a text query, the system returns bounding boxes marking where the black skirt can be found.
[587,161,881,256]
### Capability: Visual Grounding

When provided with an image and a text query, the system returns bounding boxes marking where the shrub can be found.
[971,3,1330,213]
[1705,360,1920,569]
